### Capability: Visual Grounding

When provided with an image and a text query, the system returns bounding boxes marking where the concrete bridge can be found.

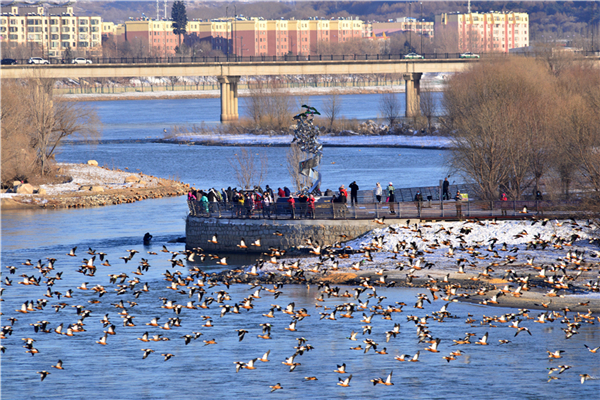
[1,58,477,121]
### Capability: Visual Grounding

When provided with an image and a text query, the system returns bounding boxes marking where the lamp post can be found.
[233,4,237,58]
[226,6,229,55]
[409,2,412,52]
[420,2,423,54]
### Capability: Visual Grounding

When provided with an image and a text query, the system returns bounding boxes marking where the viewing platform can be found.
[185,194,579,253]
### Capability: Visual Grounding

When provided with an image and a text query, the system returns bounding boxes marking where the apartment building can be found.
[113,16,366,58]
[329,19,364,43]
[435,11,529,53]
[0,4,102,58]
[288,20,310,56]
[370,18,434,38]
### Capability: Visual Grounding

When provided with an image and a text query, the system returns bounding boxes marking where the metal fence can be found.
[8,50,599,66]
[187,198,581,221]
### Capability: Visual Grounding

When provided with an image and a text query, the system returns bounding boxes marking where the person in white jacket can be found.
[374,182,383,203]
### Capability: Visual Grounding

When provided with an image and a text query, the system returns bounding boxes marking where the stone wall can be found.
[185,216,386,253]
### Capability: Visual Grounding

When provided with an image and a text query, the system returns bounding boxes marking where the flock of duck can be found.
[2,217,599,395]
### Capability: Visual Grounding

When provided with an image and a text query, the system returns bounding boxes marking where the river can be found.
[2,95,598,399]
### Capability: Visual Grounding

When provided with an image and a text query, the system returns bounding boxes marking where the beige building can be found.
[435,11,529,53]
[0,4,102,59]
[371,18,434,38]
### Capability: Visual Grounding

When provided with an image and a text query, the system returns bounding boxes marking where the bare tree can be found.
[228,148,268,189]
[2,73,100,182]
[444,58,555,201]
[323,92,342,132]
[243,79,293,130]
[419,83,436,132]
[379,91,401,130]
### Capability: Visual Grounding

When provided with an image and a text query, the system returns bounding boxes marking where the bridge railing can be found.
[8,50,598,67]
[187,198,581,221]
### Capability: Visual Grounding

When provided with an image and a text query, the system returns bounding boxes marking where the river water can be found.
[2,95,598,399]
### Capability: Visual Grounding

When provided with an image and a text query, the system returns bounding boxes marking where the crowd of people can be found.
[186,178,474,219]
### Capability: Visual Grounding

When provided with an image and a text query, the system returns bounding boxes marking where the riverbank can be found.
[61,84,412,102]
[0,162,189,210]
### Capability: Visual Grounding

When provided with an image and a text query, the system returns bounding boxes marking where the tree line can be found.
[443,56,600,202]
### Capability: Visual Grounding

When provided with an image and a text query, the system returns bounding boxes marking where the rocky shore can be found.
[0,162,189,210]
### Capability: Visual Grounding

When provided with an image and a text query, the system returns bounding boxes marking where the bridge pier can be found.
[404,72,422,118]
[218,75,240,122]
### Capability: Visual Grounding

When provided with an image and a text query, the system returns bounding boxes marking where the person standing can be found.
[287,196,296,219]
[387,182,396,214]
[307,194,316,218]
[442,178,450,201]
[374,182,383,203]
[265,185,274,200]
[339,185,348,204]
[454,190,463,219]
[262,192,272,219]
[200,192,209,215]
[349,181,359,206]
[414,190,423,215]
[501,192,508,216]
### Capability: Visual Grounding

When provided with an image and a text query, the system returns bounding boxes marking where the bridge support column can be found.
[404,72,422,118]
[218,75,240,122]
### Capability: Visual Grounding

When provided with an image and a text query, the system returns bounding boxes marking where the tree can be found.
[1,74,100,182]
[171,0,188,48]
[419,84,436,132]
[63,47,74,63]
[443,58,558,201]
[323,92,342,132]
[243,79,293,130]
[228,148,268,190]
[378,92,401,130]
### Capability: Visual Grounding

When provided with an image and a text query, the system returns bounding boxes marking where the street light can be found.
[409,2,412,51]
[233,5,237,58]
[420,2,423,54]
[226,6,229,55]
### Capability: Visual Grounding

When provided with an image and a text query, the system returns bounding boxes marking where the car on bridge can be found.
[71,57,92,64]
[1,58,17,65]
[403,52,424,60]
[28,57,49,65]
[459,52,480,59]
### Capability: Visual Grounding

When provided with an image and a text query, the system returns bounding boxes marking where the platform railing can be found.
[187,199,581,221]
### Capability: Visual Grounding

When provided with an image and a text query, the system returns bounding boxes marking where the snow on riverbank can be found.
[0,163,158,198]
[60,72,450,101]
[168,133,452,148]
[258,219,598,275]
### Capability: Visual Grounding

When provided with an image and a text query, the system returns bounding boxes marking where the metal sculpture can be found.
[292,105,322,193]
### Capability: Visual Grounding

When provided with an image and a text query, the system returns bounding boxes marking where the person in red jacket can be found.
[339,185,348,203]
[307,194,316,218]
[278,187,285,198]
[287,196,296,219]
